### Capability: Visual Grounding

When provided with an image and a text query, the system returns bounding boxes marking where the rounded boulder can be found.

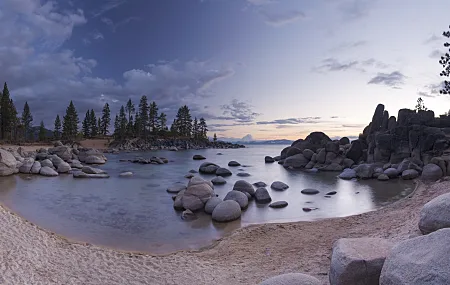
[224,190,249,209]
[212,200,241,222]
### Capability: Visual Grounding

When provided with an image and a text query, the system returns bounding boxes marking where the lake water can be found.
[0,145,414,253]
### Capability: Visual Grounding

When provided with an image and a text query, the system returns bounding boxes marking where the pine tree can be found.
[134,114,140,137]
[213,133,217,142]
[62,101,79,141]
[39,121,46,141]
[119,105,128,139]
[1,82,12,139]
[127,115,134,136]
[149,101,159,134]
[125,99,135,123]
[158,112,167,134]
[170,119,178,135]
[199,117,208,139]
[21,101,33,141]
[90,109,98,137]
[193,117,199,139]
[97,117,101,136]
[9,99,18,142]
[82,110,90,138]
[100,103,111,135]
[138,96,149,138]
[54,115,61,139]
[113,115,120,138]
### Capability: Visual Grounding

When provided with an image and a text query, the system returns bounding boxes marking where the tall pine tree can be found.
[1,82,12,139]
[100,103,111,135]
[89,109,98,137]
[158,112,167,133]
[54,115,61,139]
[149,101,159,134]
[193,117,199,139]
[82,110,90,138]
[62,101,79,140]
[138,96,149,138]
[39,121,46,141]
[199,117,208,139]
[119,105,128,138]
[21,101,33,141]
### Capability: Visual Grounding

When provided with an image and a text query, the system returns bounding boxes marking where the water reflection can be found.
[0,145,413,253]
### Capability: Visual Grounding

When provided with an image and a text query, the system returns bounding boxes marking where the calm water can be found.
[0,145,414,253]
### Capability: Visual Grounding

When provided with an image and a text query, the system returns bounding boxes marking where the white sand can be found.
[0,179,446,285]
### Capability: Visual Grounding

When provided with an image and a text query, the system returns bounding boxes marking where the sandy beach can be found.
[0,178,445,285]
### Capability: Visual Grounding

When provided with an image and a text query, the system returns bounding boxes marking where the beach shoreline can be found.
[0,178,446,284]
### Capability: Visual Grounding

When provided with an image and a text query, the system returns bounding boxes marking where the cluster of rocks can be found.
[168,159,293,222]
[124,156,169,165]
[0,141,109,179]
[259,190,450,284]
[276,103,450,182]
[109,138,245,151]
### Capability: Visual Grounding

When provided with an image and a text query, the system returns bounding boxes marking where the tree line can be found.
[0,83,210,142]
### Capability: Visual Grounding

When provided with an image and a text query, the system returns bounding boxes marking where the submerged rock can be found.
[73,171,109,178]
[181,209,197,221]
[212,200,241,222]
[211,176,227,185]
[204,197,222,214]
[301,188,320,195]
[228,161,241,167]
[193,154,206,160]
[236,172,250,177]
[253,181,267,188]
[215,167,232,177]
[270,181,289,191]
[119,171,133,177]
[269,201,288,208]
[254,188,272,204]
[233,180,255,196]
[265,156,275,163]
[167,182,187,194]
[81,166,106,175]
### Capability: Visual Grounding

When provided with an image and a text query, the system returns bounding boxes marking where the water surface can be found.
[0,145,414,253]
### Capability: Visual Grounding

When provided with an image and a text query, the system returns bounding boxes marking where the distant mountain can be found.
[217,138,293,145]
[241,134,254,142]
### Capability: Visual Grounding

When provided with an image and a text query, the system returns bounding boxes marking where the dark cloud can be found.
[259,10,306,26]
[257,117,322,125]
[367,71,406,88]
[220,99,260,123]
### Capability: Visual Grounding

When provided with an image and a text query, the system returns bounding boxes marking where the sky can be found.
[1,0,450,141]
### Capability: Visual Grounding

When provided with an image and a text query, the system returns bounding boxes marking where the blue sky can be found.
[1,0,449,140]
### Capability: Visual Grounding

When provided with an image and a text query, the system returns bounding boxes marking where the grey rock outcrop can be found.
[421,163,443,181]
[380,228,450,285]
[0,149,19,176]
[329,238,394,285]
[39,166,58,177]
[181,177,214,211]
[419,192,450,234]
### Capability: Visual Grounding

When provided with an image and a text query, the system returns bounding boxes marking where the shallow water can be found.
[0,145,414,253]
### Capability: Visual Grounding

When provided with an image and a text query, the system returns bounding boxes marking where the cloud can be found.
[260,10,306,26]
[338,0,376,21]
[314,58,361,73]
[361,58,389,69]
[424,34,441,45]
[429,49,443,59]
[92,0,127,18]
[220,99,260,123]
[417,82,445,98]
[101,16,141,32]
[330,116,339,119]
[329,41,367,52]
[341,124,366,128]
[246,0,278,5]
[257,117,322,125]
[417,91,436,98]
[83,30,104,45]
[367,71,406,88]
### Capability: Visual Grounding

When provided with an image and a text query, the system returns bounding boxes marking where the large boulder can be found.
[40,159,54,168]
[39,166,58,177]
[329,238,394,285]
[77,148,107,164]
[57,161,71,173]
[233,180,255,196]
[19,160,34,174]
[215,167,232,177]
[326,141,340,154]
[259,273,321,285]
[228,161,241,167]
[303,149,315,160]
[212,200,241,222]
[85,155,106,165]
[167,182,187,194]
[30,161,41,174]
[354,164,375,179]
[0,149,19,176]
[419,192,450,234]
[421,163,443,182]
[283,153,309,168]
[265,156,275,163]
[181,177,214,211]
[339,137,350,145]
[401,169,419,180]
[254,188,271,203]
[199,162,220,174]
[48,146,72,161]
[204,197,222,214]
[338,168,356,180]
[224,190,249,209]
[380,228,450,285]
[346,140,364,163]
[316,148,326,164]
[383,168,399,178]
[211,176,227,185]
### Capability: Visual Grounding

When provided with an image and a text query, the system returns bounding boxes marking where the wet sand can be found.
[0,179,446,284]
